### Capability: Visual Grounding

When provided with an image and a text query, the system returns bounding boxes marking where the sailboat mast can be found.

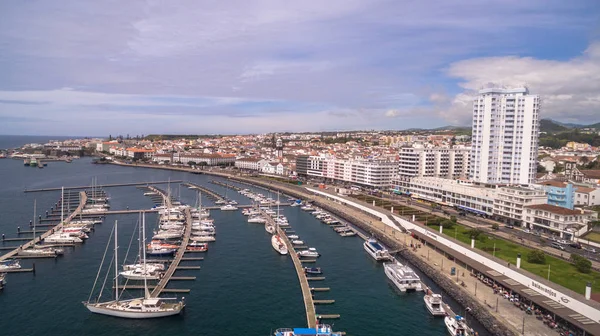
[61,187,64,223]
[142,212,149,299]
[114,220,119,302]
[33,199,37,242]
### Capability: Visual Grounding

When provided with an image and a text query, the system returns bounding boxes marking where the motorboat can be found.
[123,263,165,272]
[248,216,267,224]
[220,204,238,211]
[297,247,319,258]
[265,223,276,234]
[363,238,392,261]
[424,292,446,316]
[215,199,227,204]
[292,240,304,245]
[45,233,83,244]
[339,231,357,237]
[18,247,62,256]
[384,261,423,292]
[119,267,163,281]
[0,260,21,271]
[303,267,322,275]
[146,247,177,256]
[445,315,474,336]
[274,324,342,336]
[190,235,216,242]
[287,235,299,239]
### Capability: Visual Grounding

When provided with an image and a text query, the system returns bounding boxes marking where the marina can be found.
[0,158,482,335]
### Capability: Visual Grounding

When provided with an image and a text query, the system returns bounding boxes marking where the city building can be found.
[126,148,155,160]
[523,204,598,240]
[537,181,575,209]
[469,87,540,185]
[394,145,470,192]
[296,156,397,188]
[174,153,236,166]
[235,158,268,171]
[406,177,497,216]
[575,186,600,207]
[493,186,547,226]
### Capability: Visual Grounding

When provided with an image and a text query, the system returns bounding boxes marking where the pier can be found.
[149,187,195,297]
[276,224,317,329]
[210,180,242,192]
[182,182,225,202]
[24,181,183,193]
[0,191,87,262]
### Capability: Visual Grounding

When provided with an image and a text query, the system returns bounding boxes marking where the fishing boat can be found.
[0,260,21,271]
[445,315,474,336]
[384,260,423,292]
[363,238,392,261]
[83,217,185,318]
[297,247,319,258]
[303,267,322,275]
[274,324,342,336]
[424,292,446,316]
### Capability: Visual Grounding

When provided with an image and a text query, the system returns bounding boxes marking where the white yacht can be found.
[445,315,474,336]
[383,261,423,292]
[363,238,392,261]
[45,233,83,244]
[220,204,238,211]
[265,223,276,234]
[83,218,185,318]
[292,240,304,245]
[119,267,162,281]
[190,235,216,242]
[271,234,288,255]
[297,247,319,258]
[0,260,21,271]
[248,216,267,224]
[424,292,446,316]
[287,235,299,239]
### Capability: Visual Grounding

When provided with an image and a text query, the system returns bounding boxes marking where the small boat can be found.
[220,204,238,211]
[0,273,5,289]
[248,216,266,224]
[265,223,276,234]
[297,247,319,258]
[287,235,299,239]
[188,241,208,248]
[123,263,165,272]
[445,315,475,336]
[384,261,423,292]
[424,292,446,316]
[363,238,391,261]
[190,235,216,242]
[274,324,342,336]
[339,231,357,237]
[143,192,157,196]
[0,260,21,271]
[304,267,322,275]
[119,268,162,281]
[215,199,227,205]
[186,245,208,252]
[292,240,304,245]
[45,233,83,244]
[18,248,62,256]
[146,247,177,256]
[271,234,288,255]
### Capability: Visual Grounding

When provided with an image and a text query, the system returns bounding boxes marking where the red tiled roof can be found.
[582,170,600,179]
[525,204,582,215]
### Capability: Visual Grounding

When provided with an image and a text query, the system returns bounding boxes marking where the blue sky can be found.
[0,0,599,136]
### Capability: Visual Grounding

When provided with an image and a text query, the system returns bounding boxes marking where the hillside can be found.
[540,119,569,133]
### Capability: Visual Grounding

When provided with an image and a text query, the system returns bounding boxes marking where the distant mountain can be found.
[403,125,470,132]
[540,119,569,133]
[540,119,600,133]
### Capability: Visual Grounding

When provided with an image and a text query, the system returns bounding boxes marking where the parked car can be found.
[523,229,531,233]
[569,242,582,249]
[551,242,565,251]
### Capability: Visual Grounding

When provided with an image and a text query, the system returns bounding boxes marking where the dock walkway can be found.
[265,211,316,329]
[24,181,182,193]
[0,191,87,262]
[149,187,192,297]
[182,182,225,202]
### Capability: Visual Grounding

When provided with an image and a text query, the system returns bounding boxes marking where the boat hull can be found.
[84,303,183,319]
[424,295,446,316]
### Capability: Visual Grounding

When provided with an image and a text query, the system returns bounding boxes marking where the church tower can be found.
[275,137,283,160]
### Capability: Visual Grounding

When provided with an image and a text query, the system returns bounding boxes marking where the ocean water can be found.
[0,158,488,335]
[0,135,93,150]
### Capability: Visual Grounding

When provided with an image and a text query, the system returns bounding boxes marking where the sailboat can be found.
[271,192,288,255]
[83,216,185,318]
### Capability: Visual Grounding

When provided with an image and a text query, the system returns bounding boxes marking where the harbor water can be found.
[0,155,489,335]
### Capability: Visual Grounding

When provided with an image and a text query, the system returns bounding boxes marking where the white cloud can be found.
[441,41,600,124]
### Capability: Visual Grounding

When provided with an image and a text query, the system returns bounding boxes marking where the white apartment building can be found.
[523,204,598,240]
[470,87,540,185]
[235,158,268,171]
[395,145,470,192]
[575,186,600,207]
[407,177,497,216]
[493,186,547,226]
[298,156,397,188]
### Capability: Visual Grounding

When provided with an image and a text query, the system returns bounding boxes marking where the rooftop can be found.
[525,204,583,216]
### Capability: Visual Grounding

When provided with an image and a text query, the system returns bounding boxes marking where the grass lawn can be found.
[582,232,600,245]
[428,223,600,294]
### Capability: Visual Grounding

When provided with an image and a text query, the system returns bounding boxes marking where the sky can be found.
[0,0,599,136]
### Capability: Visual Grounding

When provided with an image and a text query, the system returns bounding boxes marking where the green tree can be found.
[537,164,546,173]
[526,250,546,264]
[491,223,500,230]
[187,161,197,166]
[466,228,483,240]
[441,219,455,229]
[571,254,592,273]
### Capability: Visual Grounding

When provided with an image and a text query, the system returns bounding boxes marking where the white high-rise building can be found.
[469,87,540,185]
